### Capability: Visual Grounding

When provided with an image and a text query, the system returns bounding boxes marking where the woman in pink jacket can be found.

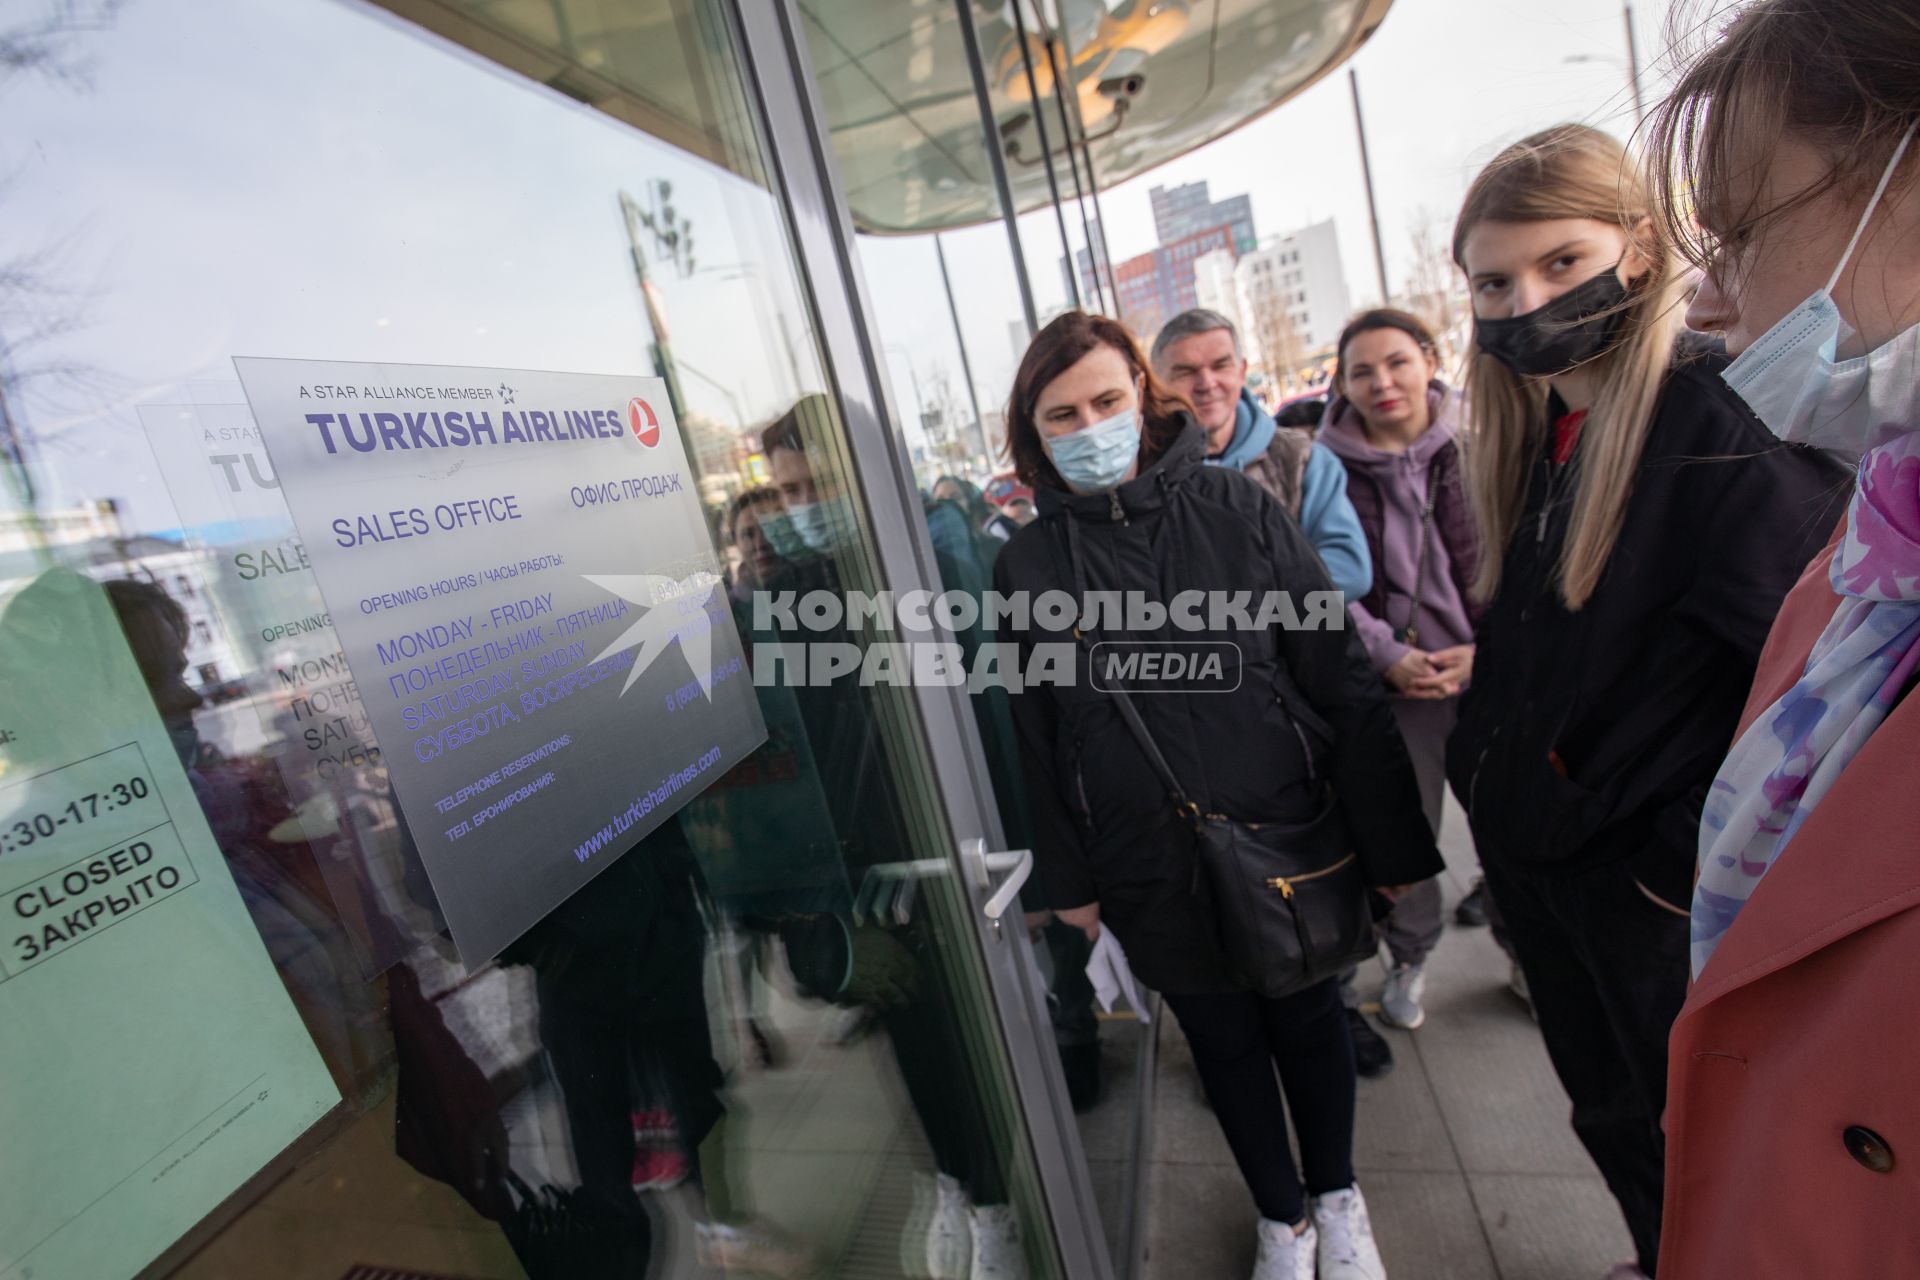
[1648,3,1920,1273]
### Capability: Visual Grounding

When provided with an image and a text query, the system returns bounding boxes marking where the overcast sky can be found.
[6,0,1730,528]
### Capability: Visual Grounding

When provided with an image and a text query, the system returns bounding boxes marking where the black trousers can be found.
[539,993,726,1207]
[1164,979,1356,1226]
[883,975,1009,1206]
[1483,856,1689,1276]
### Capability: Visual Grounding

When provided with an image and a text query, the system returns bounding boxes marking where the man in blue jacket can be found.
[1153,309,1397,1078]
[1152,309,1372,602]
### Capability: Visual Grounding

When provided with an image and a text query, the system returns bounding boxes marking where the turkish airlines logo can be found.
[627,397,661,448]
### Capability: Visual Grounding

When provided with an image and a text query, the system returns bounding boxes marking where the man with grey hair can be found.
[1151,309,1372,602]
[1154,308,1400,1080]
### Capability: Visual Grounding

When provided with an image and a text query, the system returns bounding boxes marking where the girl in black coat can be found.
[995,311,1439,1280]
[1445,125,1846,1278]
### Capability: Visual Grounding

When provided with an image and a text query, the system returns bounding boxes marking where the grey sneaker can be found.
[1378,961,1428,1030]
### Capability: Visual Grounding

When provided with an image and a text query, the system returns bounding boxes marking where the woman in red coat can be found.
[1648,3,1920,1274]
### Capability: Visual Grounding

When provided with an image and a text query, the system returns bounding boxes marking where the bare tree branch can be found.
[0,0,129,92]
[0,2,130,455]
[1402,205,1459,334]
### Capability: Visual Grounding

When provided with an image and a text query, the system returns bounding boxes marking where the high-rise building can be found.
[1109,223,1238,343]
[1233,219,1353,371]
[1066,188,1256,324]
[1191,247,1259,364]
[1150,181,1257,254]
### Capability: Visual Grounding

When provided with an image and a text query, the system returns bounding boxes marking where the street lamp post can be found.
[1566,3,1645,129]
[1349,69,1392,308]
[1623,2,1645,127]
[882,344,928,436]
[934,236,988,451]
[618,187,690,425]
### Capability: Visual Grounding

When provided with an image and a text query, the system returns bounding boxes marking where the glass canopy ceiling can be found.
[377,0,1393,233]
[802,0,1393,232]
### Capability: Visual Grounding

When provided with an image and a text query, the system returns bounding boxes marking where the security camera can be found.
[1097,72,1146,100]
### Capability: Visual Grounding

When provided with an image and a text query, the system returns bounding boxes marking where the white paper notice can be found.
[232,359,767,962]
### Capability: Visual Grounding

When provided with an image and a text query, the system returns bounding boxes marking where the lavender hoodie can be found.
[1318,385,1476,674]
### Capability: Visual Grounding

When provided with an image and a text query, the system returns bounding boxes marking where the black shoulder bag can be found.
[1062,515,1378,999]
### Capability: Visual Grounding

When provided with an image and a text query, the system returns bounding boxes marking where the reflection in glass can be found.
[800,7,1151,1265]
[4,1,1061,1276]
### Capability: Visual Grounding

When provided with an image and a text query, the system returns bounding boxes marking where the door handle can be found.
[962,837,1033,935]
[852,859,944,925]
[981,849,1032,922]
[852,844,1031,931]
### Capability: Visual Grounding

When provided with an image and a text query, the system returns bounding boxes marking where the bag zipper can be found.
[1264,851,1357,899]
[1467,741,1492,819]
[1275,693,1318,784]
[1072,748,1093,829]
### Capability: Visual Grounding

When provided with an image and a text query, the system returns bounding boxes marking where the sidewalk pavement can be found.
[1140,794,1640,1279]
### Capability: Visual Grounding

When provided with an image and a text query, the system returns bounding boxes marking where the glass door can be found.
[0,1,1090,1276]
[787,1,1151,1273]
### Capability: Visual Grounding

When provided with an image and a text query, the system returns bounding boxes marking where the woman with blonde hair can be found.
[1645,2,1920,1271]
[1442,124,1845,1279]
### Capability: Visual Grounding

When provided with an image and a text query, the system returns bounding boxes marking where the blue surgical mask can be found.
[1046,409,1141,493]
[785,496,857,554]
[1722,123,1920,462]
[756,510,808,561]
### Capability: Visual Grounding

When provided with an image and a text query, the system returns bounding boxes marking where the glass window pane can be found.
[3,3,1060,1276]
[803,5,1149,1268]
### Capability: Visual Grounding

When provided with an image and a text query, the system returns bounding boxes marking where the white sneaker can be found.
[902,1173,972,1279]
[968,1203,1027,1279]
[1252,1216,1316,1280]
[1378,962,1427,1030]
[1313,1185,1387,1280]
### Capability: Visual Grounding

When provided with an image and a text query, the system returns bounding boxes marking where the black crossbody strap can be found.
[1062,513,1200,823]
[1397,465,1438,646]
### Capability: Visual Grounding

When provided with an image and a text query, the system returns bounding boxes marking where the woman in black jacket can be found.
[995,311,1439,1280]
[1444,125,1847,1279]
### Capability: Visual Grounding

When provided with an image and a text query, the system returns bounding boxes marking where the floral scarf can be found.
[1693,431,1920,979]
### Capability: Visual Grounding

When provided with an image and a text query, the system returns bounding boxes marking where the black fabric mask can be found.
[1474,270,1631,378]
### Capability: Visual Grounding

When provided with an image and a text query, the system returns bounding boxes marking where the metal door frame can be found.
[729,4,1114,1276]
